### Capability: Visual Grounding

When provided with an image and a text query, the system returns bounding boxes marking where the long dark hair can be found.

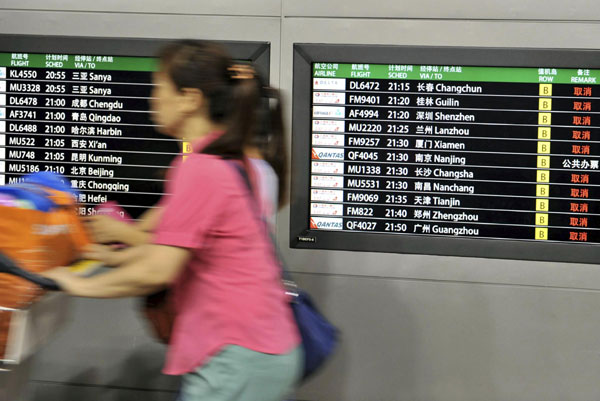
[157,40,288,206]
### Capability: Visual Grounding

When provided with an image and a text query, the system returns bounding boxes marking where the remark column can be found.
[535,83,552,240]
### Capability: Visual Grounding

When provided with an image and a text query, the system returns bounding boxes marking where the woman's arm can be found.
[43,244,190,298]
[82,244,149,267]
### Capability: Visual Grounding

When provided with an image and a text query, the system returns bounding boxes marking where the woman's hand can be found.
[41,267,88,296]
[84,215,152,246]
[84,215,132,244]
[82,244,121,266]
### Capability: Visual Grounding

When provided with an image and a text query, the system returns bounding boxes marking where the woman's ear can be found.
[179,87,205,114]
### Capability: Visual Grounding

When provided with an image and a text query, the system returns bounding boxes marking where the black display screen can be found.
[0,35,269,218]
[290,44,600,263]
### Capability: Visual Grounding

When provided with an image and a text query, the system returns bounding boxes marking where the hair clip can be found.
[228,64,255,80]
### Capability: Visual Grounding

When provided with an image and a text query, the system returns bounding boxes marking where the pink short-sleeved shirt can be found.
[153,133,300,375]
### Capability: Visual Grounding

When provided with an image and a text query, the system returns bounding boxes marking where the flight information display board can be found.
[290,44,600,263]
[0,35,269,218]
[0,52,170,218]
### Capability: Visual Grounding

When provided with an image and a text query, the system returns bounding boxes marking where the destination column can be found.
[64,60,169,217]
[408,69,541,240]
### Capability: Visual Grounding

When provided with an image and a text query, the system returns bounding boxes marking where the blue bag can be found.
[291,289,339,379]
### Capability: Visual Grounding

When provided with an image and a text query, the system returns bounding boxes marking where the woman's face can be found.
[150,70,185,137]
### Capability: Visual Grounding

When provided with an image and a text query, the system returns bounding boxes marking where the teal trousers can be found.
[178,345,302,401]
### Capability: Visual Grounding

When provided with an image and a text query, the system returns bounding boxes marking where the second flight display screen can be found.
[309,62,600,244]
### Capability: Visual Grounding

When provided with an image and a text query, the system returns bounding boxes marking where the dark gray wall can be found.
[1,1,600,400]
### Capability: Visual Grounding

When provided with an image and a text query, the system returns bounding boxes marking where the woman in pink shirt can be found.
[44,41,301,401]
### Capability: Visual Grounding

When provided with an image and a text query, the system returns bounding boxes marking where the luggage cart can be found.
[0,253,65,401]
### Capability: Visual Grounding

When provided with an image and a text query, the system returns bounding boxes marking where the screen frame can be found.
[0,34,270,217]
[290,43,600,264]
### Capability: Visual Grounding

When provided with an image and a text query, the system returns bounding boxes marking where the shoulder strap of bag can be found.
[225,159,299,298]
